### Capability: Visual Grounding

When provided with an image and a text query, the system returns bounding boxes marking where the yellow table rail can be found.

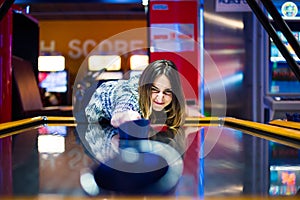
[184,116,222,126]
[224,117,300,141]
[0,116,76,138]
[0,116,217,136]
[0,116,44,131]
[1,116,300,144]
[269,119,300,131]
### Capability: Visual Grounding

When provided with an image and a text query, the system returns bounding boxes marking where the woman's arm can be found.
[110,88,141,127]
[85,81,116,123]
[110,76,141,127]
[85,76,141,127]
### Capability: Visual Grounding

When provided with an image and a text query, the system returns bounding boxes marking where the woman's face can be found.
[151,75,173,111]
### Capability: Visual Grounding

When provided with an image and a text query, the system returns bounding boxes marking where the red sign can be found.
[149,0,200,103]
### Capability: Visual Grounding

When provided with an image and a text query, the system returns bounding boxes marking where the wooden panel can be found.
[12,56,43,112]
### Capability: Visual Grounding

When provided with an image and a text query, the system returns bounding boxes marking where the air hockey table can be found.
[0,116,299,199]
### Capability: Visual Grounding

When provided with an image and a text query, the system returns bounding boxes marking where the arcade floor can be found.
[0,116,300,199]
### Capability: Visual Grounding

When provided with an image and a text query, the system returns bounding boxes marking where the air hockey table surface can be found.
[0,116,299,200]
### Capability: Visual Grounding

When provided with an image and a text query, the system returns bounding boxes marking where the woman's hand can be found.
[111,110,142,127]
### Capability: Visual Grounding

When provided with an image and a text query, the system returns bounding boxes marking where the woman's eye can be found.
[151,86,172,96]
[164,90,173,95]
[151,87,159,93]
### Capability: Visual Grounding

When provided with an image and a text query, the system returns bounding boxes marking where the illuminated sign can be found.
[216,0,251,12]
[281,1,298,18]
[270,0,300,20]
[150,23,194,52]
[152,4,169,10]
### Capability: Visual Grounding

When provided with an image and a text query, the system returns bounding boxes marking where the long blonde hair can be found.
[138,60,186,128]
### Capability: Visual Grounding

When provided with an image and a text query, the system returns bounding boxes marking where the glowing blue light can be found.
[205,72,244,92]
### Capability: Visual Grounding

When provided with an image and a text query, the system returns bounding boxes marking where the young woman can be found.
[85,59,186,129]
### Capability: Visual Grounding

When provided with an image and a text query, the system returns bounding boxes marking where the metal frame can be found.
[246,0,300,81]
[0,0,15,21]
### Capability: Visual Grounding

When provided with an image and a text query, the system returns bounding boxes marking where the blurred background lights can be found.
[38,55,65,71]
[38,135,65,154]
[88,55,121,71]
[130,55,149,70]
[80,170,100,196]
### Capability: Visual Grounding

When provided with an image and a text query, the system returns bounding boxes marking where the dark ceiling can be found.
[15,2,147,20]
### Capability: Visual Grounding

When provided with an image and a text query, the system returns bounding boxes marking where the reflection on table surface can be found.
[0,117,300,199]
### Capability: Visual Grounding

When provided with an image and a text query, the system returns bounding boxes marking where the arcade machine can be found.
[38,55,69,106]
[245,0,300,196]
[269,141,300,196]
[88,55,123,81]
[263,0,300,121]
[128,54,149,77]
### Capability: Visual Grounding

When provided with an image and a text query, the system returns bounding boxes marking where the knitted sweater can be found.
[85,75,141,123]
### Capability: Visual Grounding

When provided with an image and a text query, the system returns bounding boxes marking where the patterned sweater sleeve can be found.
[85,81,116,123]
[111,75,140,117]
[85,75,140,123]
